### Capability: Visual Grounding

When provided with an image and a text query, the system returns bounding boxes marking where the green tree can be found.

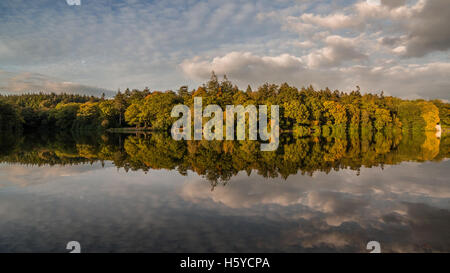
[206,71,220,95]
[323,101,347,125]
[125,103,143,128]
[75,102,101,129]
[0,100,23,132]
[374,108,392,131]
[99,100,119,128]
[52,103,81,130]
[432,100,450,128]
[114,91,128,126]
[419,101,440,131]
[284,101,309,125]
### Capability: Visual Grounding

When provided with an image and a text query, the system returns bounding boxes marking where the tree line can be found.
[1,72,448,136]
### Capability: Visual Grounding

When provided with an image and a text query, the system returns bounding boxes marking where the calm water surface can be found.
[0,132,448,252]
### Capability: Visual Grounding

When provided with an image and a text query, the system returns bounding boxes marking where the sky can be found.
[0,0,449,100]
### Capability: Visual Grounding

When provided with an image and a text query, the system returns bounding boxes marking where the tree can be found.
[99,100,119,128]
[0,100,23,132]
[256,83,278,104]
[77,102,100,119]
[125,103,142,128]
[114,91,128,126]
[432,100,450,128]
[419,101,440,131]
[398,101,439,131]
[323,101,347,125]
[232,91,250,106]
[374,108,392,131]
[206,71,219,95]
[305,97,323,125]
[77,102,100,124]
[142,92,179,130]
[346,104,360,126]
[125,91,179,130]
[284,101,309,125]
[178,85,189,98]
[52,103,80,130]
[277,83,299,104]
[218,75,236,107]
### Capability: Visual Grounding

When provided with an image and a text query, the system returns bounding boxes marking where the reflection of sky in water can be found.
[0,161,449,253]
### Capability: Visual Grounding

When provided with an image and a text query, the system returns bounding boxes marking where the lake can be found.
[0,131,449,252]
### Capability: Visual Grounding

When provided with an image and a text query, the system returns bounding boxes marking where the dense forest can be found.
[0,72,449,137]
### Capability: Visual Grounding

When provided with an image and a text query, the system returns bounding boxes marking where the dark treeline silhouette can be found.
[1,130,447,186]
[0,72,448,136]
[0,92,102,132]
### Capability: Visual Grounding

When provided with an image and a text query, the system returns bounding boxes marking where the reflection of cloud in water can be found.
[300,191,369,226]
[180,161,450,252]
[0,161,448,252]
[0,163,109,188]
[181,161,450,208]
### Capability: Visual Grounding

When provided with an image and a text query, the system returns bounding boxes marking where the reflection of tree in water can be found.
[0,129,447,187]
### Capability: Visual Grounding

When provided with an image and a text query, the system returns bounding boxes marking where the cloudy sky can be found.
[0,0,449,99]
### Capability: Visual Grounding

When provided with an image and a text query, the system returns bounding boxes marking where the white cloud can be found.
[66,0,81,6]
[291,40,315,48]
[283,0,450,58]
[305,35,368,68]
[180,51,450,99]
[180,51,305,83]
[300,13,360,30]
